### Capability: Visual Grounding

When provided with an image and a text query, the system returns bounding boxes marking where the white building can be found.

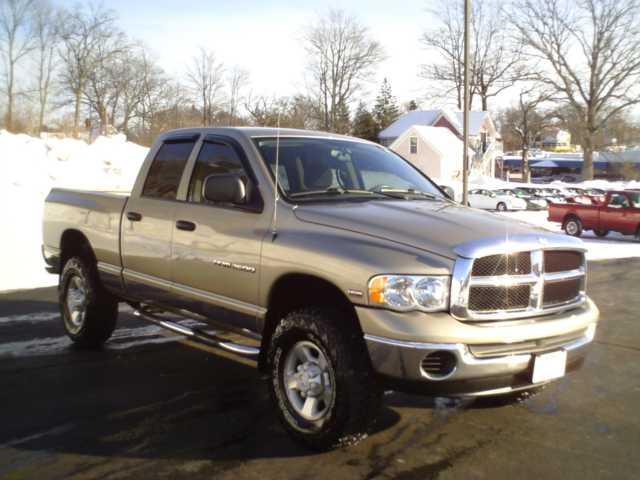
[389,125,474,183]
[379,109,500,177]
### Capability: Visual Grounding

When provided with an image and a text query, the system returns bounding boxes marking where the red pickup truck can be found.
[549,190,640,239]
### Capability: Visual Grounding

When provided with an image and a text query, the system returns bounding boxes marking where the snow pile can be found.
[0,131,148,292]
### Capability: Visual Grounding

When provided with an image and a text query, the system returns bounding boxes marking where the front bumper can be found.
[359,299,599,396]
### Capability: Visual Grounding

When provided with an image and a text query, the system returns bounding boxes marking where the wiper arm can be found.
[289,187,382,199]
[370,186,439,200]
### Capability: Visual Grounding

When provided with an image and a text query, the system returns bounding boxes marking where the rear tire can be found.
[593,229,609,237]
[496,202,507,212]
[59,256,118,348]
[563,216,583,237]
[267,307,381,450]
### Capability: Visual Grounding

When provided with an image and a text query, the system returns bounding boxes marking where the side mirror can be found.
[203,173,246,204]
[439,185,455,200]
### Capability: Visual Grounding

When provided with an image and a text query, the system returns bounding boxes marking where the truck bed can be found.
[43,189,129,271]
[548,202,600,228]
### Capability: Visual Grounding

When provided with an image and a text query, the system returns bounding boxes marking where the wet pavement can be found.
[0,259,639,479]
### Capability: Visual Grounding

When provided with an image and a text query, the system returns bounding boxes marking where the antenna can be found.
[271,110,281,239]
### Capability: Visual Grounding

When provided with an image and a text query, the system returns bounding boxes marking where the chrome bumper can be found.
[363,320,597,396]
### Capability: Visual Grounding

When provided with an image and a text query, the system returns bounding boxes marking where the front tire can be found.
[563,216,583,237]
[268,307,381,450]
[496,202,507,212]
[59,256,118,348]
[593,229,609,237]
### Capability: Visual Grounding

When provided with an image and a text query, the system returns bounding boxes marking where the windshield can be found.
[253,137,444,201]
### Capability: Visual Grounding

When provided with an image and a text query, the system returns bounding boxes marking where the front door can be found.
[600,193,634,234]
[121,137,198,302]
[170,138,268,331]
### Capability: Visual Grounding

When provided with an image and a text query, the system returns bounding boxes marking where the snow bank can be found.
[0,131,148,292]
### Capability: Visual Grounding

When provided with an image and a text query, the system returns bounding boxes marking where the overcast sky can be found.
[58,0,443,108]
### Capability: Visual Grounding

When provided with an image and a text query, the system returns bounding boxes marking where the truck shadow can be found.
[0,339,402,463]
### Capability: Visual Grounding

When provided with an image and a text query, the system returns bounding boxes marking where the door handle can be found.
[176,220,196,231]
[127,211,142,222]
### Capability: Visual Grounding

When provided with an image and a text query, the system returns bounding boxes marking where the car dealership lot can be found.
[0,258,639,480]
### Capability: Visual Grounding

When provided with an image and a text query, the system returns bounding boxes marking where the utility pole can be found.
[462,0,471,206]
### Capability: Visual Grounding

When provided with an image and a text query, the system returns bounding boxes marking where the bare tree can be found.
[420,2,465,108]
[304,9,384,132]
[421,0,529,110]
[186,47,224,126]
[245,93,320,129]
[135,52,169,135]
[82,31,128,134]
[0,0,36,131]
[59,4,119,137]
[226,66,249,126]
[32,0,61,133]
[503,88,554,182]
[511,0,640,180]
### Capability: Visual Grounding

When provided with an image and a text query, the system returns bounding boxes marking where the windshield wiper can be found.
[289,187,384,199]
[370,186,439,200]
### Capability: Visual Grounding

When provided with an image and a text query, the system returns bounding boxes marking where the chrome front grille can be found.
[471,252,531,276]
[451,239,587,321]
[468,284,531,311]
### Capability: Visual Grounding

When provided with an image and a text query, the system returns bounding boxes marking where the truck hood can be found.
[293,200,549,259]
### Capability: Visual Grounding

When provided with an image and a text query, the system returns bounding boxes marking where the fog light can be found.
[420,350,457,380]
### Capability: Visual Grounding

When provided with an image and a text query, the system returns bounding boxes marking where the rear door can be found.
[170,136,268,331]
[121,135,199,302]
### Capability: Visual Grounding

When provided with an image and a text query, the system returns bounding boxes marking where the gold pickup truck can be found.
[42,127,599,450]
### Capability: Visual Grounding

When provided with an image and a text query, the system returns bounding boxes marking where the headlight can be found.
[368,275,450,312]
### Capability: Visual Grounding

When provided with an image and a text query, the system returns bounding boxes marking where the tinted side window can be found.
[188,141,261,208]
[142,141,195,200]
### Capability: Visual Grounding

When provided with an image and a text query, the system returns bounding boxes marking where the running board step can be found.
[133,308,260,358]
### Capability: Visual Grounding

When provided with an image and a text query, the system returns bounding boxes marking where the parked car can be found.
[468,189,527,211]
[42,127,599,450]
[495,188,548,210]
[549,190,640,239]
[537,187,567,204]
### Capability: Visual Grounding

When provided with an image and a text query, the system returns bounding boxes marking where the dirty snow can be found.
[0,130,148,292]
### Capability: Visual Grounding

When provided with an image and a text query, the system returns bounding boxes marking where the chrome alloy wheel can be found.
[283,341,335,423]
[65,275,88,334]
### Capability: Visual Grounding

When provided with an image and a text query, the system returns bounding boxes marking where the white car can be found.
[468,189,528,211]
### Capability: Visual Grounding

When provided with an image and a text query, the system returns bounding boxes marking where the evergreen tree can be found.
[334,101,351,134]
[406,100,419,111]
[352,102,379,142]
[373,78,400,130]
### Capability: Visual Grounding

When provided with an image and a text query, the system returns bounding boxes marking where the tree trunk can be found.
[582,138,595,180]
[99,105,108,135]
[38,104,45,134]
[73,92,81,138]
[522,146,531,183]
[6,64,14,132]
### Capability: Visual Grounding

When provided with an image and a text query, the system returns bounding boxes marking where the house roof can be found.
[390,125,473,160]
[379,109,489,139]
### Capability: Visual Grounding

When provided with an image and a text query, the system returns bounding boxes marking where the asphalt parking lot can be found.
[0,258,639,479]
